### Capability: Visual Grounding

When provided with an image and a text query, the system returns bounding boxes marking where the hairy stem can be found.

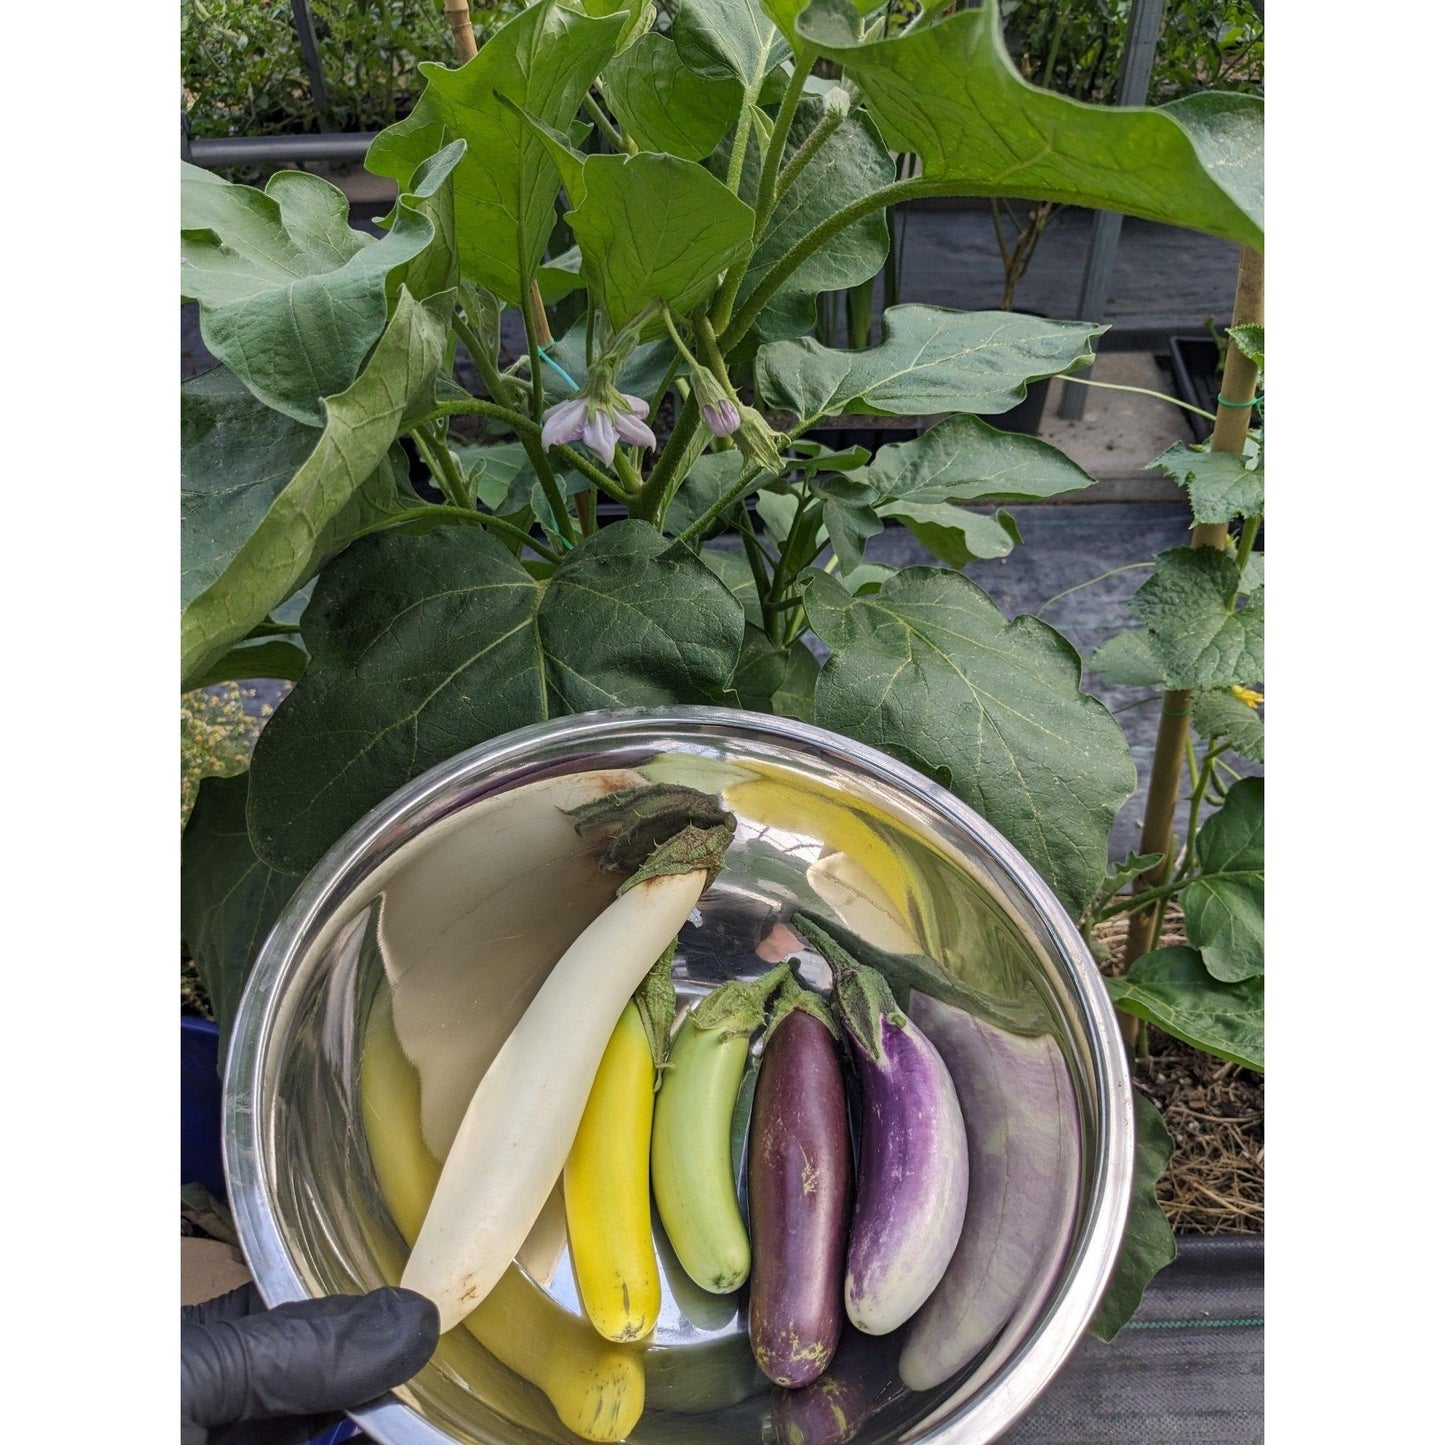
[583,88,633,154]
[718,178,928,350]
[347,502,562,564]
[409,426,471,512]
[772,103,844,207]
[453,313,520,408]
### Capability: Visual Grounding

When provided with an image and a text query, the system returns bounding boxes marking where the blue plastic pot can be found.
[182,1015,360,1445]
[180,1015,227,1200]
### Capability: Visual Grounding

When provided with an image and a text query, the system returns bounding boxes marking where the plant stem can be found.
[1056,373,1217,422]
[632,391,702,524]
[737,509,775,606]
[578,488,597,537]
[1235,514,1262,580]
[755,55,812,225]
[410,398,630,508]
[519,261,548,422]
[612,448,645,495]
[773,106,844,207]
[675,457,768,543]
[409,427,472,512]
[1118,246,1264,1042]
[1035,562,1155,616]
[348,503,562,563]
[661,306,705,373]
[725,69,766,197]
[583,89,633,153]
[454,312,521,408]
[718,178,928,350]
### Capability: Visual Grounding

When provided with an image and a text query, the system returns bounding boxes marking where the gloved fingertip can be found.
[347,1286,442,1383]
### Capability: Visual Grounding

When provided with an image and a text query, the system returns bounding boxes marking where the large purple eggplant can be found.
[747,980,853,1388]
[798,918,969,1337]
[898,995,1081,1391]
[770,1324,903,1445]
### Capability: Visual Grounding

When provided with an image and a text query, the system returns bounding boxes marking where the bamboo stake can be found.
[1118,246,1263,1046]
[444,0,478,62]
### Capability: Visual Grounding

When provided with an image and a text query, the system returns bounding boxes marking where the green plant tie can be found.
[1215,392,1262,409]
[538,348,581,391]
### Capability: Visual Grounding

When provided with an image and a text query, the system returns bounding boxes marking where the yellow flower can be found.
[1231,684,1264,709]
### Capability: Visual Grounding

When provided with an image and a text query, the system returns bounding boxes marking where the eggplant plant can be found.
[180,0,1263,1335]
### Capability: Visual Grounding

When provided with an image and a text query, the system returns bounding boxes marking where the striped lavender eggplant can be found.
[747,980,853,1388]
[898,995,1081,1391]
[795,917,969,1337]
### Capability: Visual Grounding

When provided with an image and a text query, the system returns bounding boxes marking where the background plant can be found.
[180,0,1263,1333]
[180,0,528,140]
[988,0,1265,309]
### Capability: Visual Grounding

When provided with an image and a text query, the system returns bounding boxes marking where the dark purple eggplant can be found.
[898,995,1081,1391]
[796,918,969,1336]
[747,982,853,1389]
[770,1324,903,1445]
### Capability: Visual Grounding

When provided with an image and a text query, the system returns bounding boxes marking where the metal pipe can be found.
[184,133,379,168]
[1058,0,1166,421]
[290,0,335,129]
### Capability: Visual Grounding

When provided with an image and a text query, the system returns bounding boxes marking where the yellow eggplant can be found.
[564,1000,662,1342]
[461,1266,646,1443]
[360,989,646,1442]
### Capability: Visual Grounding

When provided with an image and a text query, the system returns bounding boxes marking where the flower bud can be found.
[691,366,742,438]
[734,405,785,474]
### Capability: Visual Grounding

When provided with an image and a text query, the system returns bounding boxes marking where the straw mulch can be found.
[1095,906,1264,1236]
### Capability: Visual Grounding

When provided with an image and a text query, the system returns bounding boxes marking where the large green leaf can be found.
[181,144,461,425]
[1131,546,1263,691]
[772,639,820,721]
[1089,1089,1177,1342]
[666,452,748,539]
[1181,777,1263,982]
[366,2,627,303]
[1108,946,1264,1071]
[755,305,1104,428]
[1191,687,1264,763]
[803,567,1136,917]
[735,94,894,346]
[185,638,310,690]
[862,413,1095,563]
[1088,630,1165,688]
[181,289,450,690]
[673,0,789,87]
[1151,442,1264,528]
[865,414,1096,505]
[247,522,745,874]
[788,0,1262,251]
[565,152,755,328]
[599,32,744,159]
[181,772,304,1052]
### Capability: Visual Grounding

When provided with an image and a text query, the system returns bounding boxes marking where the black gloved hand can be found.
[181,1284,440,1445]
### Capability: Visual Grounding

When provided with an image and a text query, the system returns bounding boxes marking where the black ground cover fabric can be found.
[1003,1236,1264,1442]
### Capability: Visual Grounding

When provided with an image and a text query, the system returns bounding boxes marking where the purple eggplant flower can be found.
[540,390,655,466]
[540,396,587,450]
[613,407,658,450]
[582,407,620,466]
[702,398,742,438]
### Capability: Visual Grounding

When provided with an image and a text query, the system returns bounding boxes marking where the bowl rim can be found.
[223,704,1134,1445]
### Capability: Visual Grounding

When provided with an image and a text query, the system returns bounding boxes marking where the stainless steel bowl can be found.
[225,707,1133,1444]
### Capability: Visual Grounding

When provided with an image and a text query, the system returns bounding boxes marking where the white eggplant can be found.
[401,866,709,1331]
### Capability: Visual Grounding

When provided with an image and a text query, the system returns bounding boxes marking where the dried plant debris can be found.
[1100,904,1263,1235]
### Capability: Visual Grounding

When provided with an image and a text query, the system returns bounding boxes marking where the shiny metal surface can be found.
[224,708,1133,1445]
